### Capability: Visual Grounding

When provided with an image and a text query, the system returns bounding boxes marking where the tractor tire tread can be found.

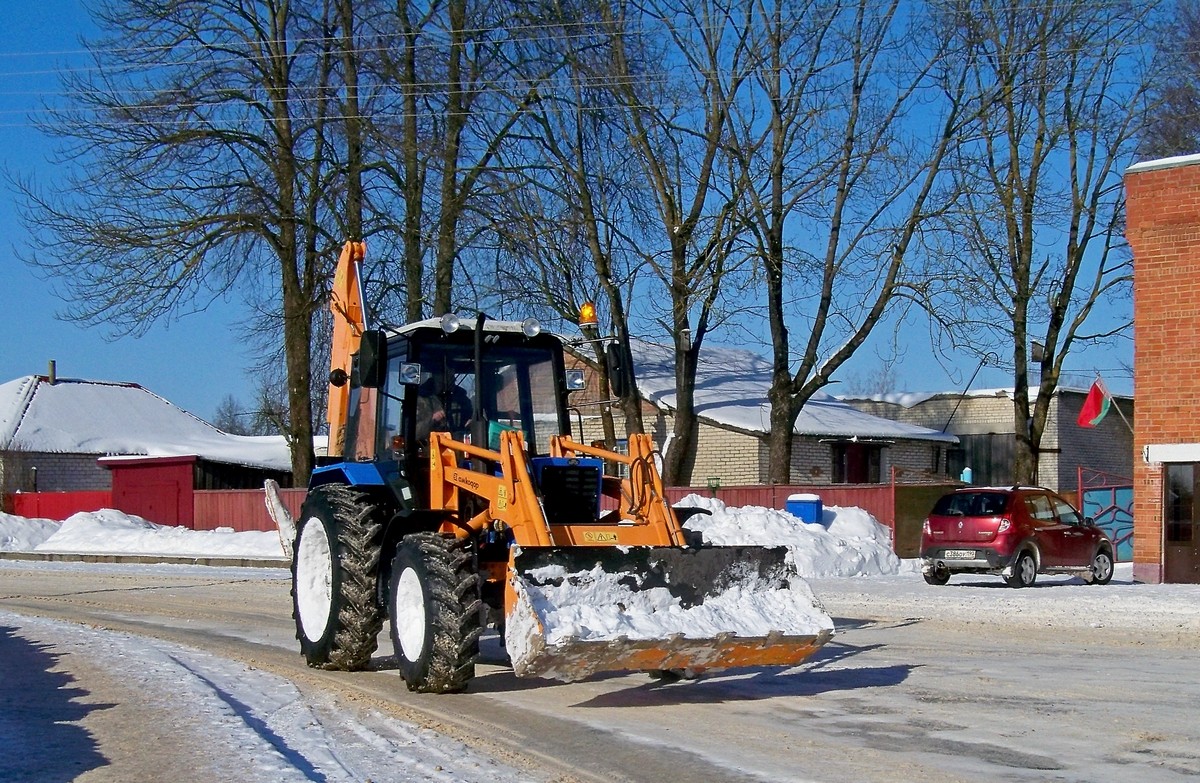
[406,532,482,693]
[301,484,384,672]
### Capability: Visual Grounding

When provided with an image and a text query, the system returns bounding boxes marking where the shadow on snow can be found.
[0,625,112,783]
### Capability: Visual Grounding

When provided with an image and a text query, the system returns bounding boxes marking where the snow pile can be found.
[519,561,831,643]
[676,494,906,578]
[502,500,874,680]
[0,511,59,551]
[32,509,286,559]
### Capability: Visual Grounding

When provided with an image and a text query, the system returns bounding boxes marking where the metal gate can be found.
[1078,468,1133,562]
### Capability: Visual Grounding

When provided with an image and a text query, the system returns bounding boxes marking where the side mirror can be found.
[357,330,387,388]
[605,343,629,398]
[1084,516,1095,526]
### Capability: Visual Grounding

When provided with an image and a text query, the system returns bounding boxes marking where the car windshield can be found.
[932,491,1010,517]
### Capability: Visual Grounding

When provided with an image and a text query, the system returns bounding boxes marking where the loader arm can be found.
[428,430,683,548]
[548,433,687,547]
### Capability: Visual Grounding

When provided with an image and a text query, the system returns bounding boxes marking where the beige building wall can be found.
[565,350,952,486]
[845,389,1133,493]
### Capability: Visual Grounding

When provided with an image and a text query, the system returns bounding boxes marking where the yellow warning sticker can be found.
[497,486,508,512]
[583,531,619,543]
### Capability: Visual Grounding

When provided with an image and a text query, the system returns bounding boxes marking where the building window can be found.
[946,447,966,478]
[1166,463,1196,544]
[831,442,882,484]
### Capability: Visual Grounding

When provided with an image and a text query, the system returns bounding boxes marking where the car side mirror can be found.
[1084,516,1095,526]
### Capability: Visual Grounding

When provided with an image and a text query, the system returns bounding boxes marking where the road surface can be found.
[2,561,1197,782]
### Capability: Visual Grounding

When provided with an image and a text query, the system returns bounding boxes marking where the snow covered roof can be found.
[838,385,1133,408]
[384,316,539,337]
[0,375,291,471]
[629,341,957,443]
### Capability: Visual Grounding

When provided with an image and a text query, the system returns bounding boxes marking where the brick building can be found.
[840,387,1134,493]
[567,340,958,487]
[1125,153,1200,584]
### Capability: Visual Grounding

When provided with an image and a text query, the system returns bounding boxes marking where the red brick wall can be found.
[1125,159,1200,582]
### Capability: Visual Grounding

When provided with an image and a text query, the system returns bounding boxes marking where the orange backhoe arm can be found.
[327,241,368,456]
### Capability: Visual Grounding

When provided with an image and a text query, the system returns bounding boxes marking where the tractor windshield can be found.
[413,342,564,456]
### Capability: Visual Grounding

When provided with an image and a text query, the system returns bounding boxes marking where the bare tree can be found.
[13,0,348,483]
[361,0,558,320]
[939,0,1156,484]
[729,0,975,483]
[603,0,754,485]
[491,12,655,442]
[211,393,278,436]
[1142,1,1200,158]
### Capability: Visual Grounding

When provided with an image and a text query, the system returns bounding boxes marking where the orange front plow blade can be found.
[504,545,835,682]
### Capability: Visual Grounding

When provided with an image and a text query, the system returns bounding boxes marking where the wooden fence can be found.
[193,489,306,532]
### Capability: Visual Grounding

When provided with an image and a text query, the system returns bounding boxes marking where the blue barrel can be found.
[786,493,823,524]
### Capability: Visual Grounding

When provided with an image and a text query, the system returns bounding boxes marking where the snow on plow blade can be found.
[505,545,834,682]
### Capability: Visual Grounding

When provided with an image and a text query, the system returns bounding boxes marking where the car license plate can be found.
[944,549,976,559]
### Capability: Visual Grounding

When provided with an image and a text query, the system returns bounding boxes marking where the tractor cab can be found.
[330,316,585,511]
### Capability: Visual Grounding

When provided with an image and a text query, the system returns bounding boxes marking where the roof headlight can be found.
[440,313,461,334]
[521,317,542,338]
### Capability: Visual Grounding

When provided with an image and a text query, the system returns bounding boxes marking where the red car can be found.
[920,486,1115,588]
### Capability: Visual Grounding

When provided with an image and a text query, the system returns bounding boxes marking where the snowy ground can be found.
[4,499,1199,781]
[0,608,537,783]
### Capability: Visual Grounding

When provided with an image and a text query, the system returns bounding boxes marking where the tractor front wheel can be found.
[292,484,384,670]
[388,533,483,693]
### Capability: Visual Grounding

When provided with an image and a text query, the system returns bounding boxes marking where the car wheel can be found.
[923,566,951,586]
[1004,551,1037,588]
[1087,549,1114,585]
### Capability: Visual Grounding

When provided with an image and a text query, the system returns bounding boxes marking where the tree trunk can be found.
[662,295,699,485]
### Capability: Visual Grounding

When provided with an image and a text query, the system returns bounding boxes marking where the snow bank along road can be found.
[2,561,1199,783]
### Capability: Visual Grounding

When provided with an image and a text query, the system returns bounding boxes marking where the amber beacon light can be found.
[579,301,598,328]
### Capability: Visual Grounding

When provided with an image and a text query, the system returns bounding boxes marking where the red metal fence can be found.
[5,481,951,556]
[10,491,112,520]
[193,489,306,532]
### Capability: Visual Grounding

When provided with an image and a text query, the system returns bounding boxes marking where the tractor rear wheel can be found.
[292,484,384,670]
[388,532,483,693]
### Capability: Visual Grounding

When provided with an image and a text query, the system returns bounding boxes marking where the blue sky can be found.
[0,3,255,420]
[0,3,1135,425]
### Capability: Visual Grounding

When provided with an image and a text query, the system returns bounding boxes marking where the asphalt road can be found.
[2,562,1197,783]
